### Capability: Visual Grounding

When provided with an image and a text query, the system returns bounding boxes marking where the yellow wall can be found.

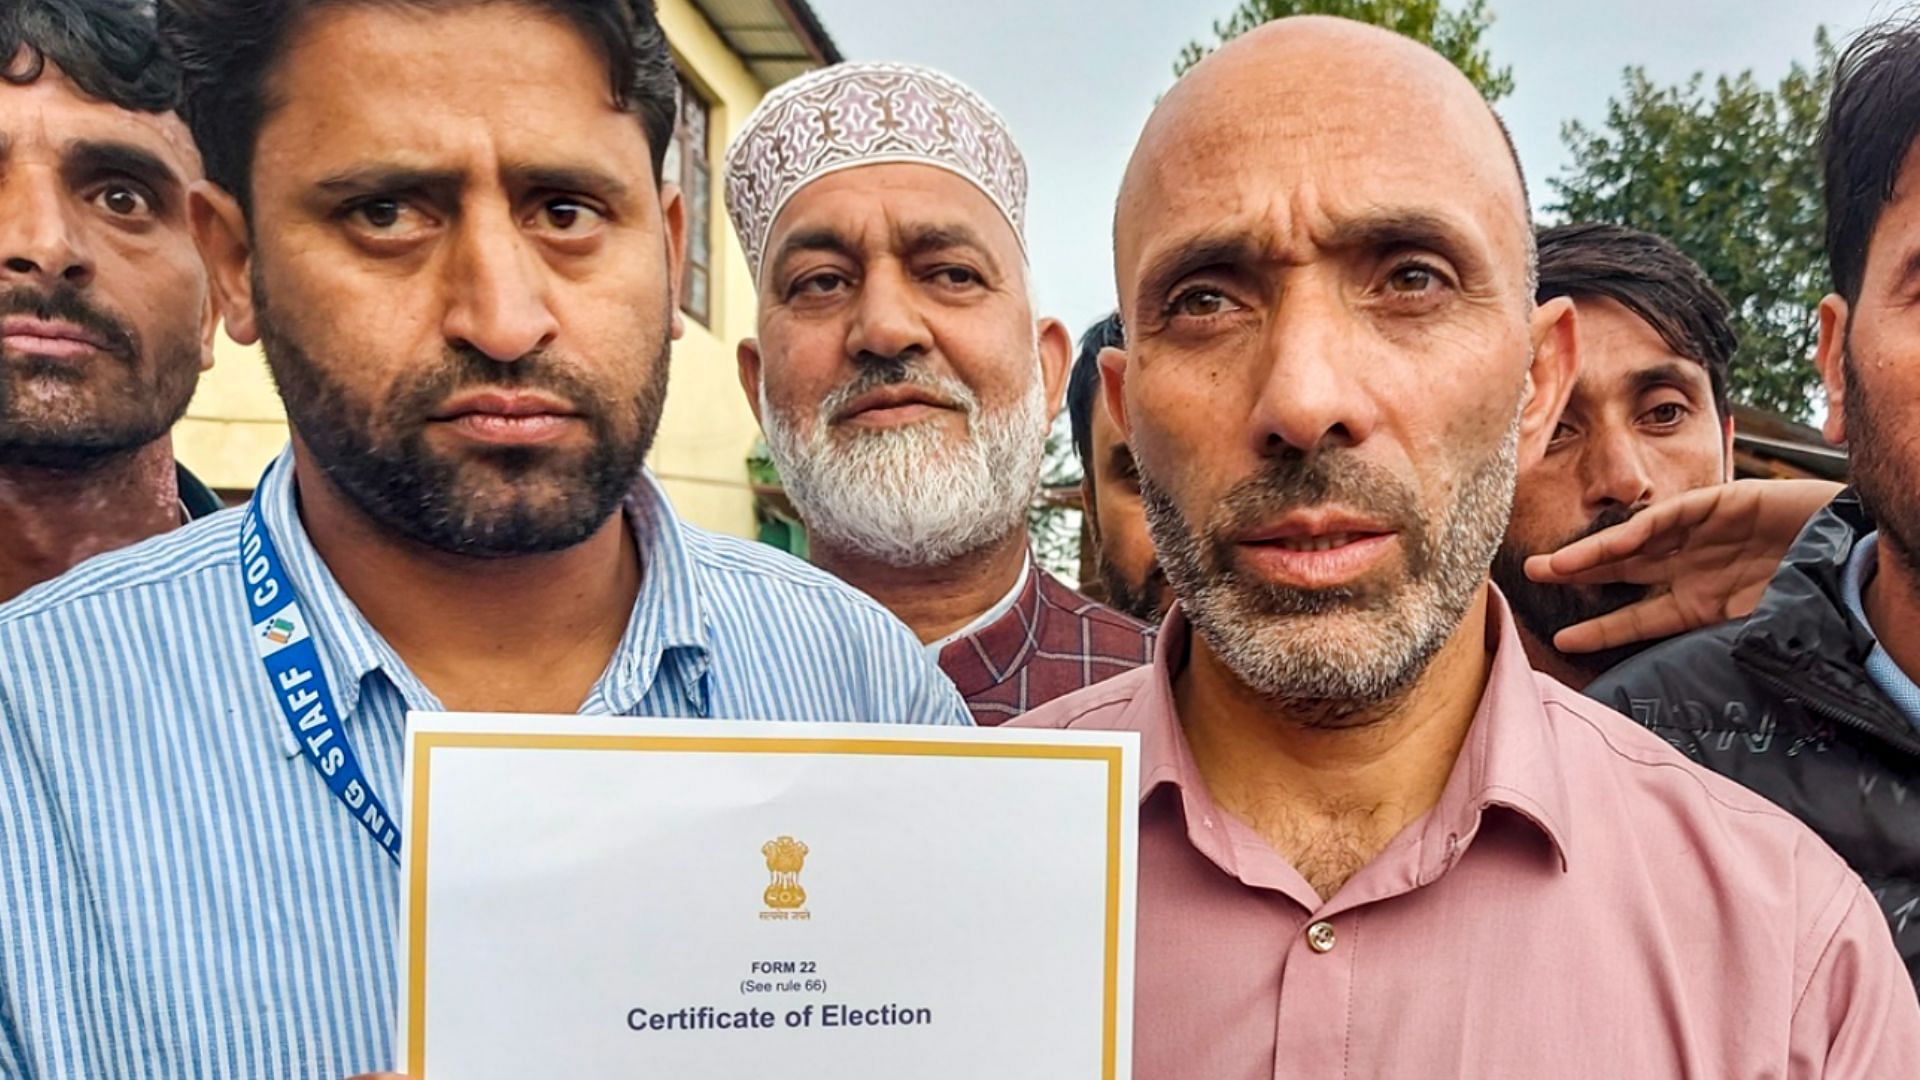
[173,336,287,493]
[173,0,773,538]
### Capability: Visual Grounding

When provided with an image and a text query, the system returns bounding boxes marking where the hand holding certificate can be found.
[396,715,1139,1078]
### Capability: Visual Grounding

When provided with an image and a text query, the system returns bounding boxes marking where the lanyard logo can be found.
[253,603,308,656]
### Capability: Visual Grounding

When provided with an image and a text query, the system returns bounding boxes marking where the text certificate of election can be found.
[394,713,1139,1079]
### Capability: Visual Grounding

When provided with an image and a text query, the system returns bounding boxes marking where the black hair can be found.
[0,0,181,114]
[1822,15,1920,307]
[1068,311,1125,480]
[157,0,678,210]
[1535,222,1736,421]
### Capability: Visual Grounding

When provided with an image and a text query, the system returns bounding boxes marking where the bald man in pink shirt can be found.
[1014,16,1920,1079]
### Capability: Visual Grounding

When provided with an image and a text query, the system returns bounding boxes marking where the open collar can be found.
[1122,591,1574,885]
[258,454,715,758]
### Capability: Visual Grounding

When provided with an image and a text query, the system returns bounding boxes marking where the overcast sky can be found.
[803,0,1899,335]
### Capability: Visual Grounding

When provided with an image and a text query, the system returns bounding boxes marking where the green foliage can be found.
[1030,411,1086,583]
[1551,31,1836,420]
[1175,0,1514,101]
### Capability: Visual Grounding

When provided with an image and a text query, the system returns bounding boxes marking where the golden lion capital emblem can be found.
[762,836,809,912]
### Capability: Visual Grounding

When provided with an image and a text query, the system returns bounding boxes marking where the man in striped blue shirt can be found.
[0,0,969,1076]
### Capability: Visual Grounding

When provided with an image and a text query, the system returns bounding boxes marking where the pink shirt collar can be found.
[1120,589,1573,893]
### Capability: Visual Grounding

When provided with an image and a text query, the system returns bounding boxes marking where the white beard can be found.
[761,363,1047,569]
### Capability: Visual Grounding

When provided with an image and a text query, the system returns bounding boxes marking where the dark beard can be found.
[1844,345,1920,595]
[1490,505,1653,683]
[0,282,198,470]
[254,285,669,558]
[1095,551,1166,624]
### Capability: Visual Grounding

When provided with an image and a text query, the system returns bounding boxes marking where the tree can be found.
[1028,414,1084,583]
[1175,0,1514,100]
[1551,31,1835,420]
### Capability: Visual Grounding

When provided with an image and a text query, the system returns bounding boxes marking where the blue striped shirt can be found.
[0,450,967,1078]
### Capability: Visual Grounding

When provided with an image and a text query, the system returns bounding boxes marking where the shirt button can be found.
[1306,920,1337,954]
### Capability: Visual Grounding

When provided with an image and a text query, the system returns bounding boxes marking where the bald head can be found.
[1094,16,1581,718]
[1115,16,1533,321]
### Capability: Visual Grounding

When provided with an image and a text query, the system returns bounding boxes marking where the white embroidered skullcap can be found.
[723,61,1029,284]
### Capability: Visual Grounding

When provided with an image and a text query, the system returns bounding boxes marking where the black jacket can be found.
[179,464,225,520]
[1587,491,1920,991]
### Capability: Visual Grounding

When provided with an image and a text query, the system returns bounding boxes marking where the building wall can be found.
[171,0,772,538]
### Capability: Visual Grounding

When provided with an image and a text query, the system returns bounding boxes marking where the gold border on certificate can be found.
[405,733,1129,1078]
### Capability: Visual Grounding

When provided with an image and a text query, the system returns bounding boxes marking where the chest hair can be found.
[1226,790,1408,902]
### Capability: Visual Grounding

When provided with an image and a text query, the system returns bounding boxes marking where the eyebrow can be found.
[503,163,630,202]
[1625,360,1709,399]
[60,139,187,203]
[1133,209,1488,310]
[315,164,463,199]
[895,222,1003,275]
[767,226,859,284]
[314,162,631,201]
[1133,230,1268,314]
[1319,209,1483,267]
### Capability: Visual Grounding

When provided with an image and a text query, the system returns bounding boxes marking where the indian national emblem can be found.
[762,836,809,916]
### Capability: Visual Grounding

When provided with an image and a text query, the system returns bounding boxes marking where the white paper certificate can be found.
[395,713,1139,1079]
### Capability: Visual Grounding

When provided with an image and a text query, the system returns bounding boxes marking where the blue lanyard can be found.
[240,488,402,863]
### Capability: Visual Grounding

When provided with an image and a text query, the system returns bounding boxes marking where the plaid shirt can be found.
[938,564,1155,725]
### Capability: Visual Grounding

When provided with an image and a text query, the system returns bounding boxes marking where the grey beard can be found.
[1144,408,1520,726]
[762,366,1047,568]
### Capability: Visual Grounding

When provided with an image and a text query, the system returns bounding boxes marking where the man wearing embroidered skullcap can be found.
[0,2,970,1076]
[1011,14,1920,1077]
[727,62,1153,725]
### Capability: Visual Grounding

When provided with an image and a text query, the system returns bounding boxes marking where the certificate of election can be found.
[395,713,1139,1079]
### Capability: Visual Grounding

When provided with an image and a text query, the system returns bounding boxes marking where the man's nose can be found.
[0,170,94,291]
[439,209,560,362]
[1580,425,1656,513]
[845,266,933,365]
[1246,284,1380,459]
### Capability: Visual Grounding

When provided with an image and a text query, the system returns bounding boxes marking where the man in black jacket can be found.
[1588,15,1920,991]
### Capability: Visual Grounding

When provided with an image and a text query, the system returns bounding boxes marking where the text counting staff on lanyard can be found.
[0,1,971,1077]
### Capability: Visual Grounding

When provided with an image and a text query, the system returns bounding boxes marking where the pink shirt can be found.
[1013,593,1920,1078]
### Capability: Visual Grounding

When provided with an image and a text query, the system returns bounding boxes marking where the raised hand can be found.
[1523,479,1842,654]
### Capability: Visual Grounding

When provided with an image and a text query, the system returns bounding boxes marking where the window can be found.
[663,72,713,326]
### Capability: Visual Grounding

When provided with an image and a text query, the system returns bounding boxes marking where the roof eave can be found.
[775,0,843,64]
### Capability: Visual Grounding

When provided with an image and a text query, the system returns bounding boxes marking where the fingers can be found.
[1552,596,1695,654]
[1525,514,1662,581]
[1528,487,1728,582]
[1527,557,1673,588]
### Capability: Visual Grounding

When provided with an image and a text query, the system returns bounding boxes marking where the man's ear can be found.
[1518,296,1578,467]
[737,338,766,428]
[660,182,688,341]
[1814,293,1850,447]
[1035,317,1073,424]
[1098,345,1131,443]
[1721,412,1737,482]
[189,180,257,346]
[196,283,219,374]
